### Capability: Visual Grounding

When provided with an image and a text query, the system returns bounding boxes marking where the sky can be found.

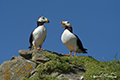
[0,0,120,65]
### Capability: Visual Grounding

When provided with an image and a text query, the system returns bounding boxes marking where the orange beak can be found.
[45,19,50,23]
[60,21,66,27]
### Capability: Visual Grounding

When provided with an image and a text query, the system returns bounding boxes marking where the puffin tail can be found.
[83,48,87,53]
[28,45,34,50]
[28,46,32,50]
[28,46,31,48]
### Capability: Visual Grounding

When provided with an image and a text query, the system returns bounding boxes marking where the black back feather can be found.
[65,25,87,53]
[74,34,87,53]
[28,31,33,48]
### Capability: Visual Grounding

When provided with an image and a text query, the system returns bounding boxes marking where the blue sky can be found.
[0,0,120,64]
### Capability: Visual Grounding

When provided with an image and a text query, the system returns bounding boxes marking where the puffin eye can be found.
[42,17,45,19]
[67,21,69,23]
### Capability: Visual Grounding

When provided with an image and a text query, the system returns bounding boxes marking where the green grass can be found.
[21,51,120,80]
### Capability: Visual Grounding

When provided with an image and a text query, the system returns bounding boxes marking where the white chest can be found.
[32,25,47,46]
[33,25,47,37]
[61,29,77,51]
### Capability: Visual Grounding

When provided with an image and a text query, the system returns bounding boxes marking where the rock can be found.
[54,65,85,80]
[0,49,88,80]
[18,49,32,59]
[51,72,60,77]
[1,49,120,80]
[0,56,36,80]
[0,49,86,80]
[31,51,50,64]
[19,49,50,64]
[56,70,84,80]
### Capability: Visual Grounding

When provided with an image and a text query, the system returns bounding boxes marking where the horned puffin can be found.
[28,16,50,50]
[61,21,87,56]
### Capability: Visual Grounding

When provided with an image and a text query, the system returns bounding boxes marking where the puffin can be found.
[28,16,50,50]
[60,21,87,56]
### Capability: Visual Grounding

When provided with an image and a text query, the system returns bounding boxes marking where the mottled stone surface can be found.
[0,56,36,80]
[0,49,86,80]
[18,49,32,59]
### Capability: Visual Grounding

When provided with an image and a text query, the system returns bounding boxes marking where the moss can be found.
[82,59,120,80]
[42,51,60,60]
[60,75,67,80]
[41,51,74,73]
[42,60,73,72]
[21,51,120,80]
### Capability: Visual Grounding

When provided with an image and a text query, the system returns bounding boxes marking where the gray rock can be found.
[0,56,36,80]
[51,72,61,77]
[56,71,84,80]
[18,49,32,59]
[0,49,86,80]
[31,51,50,64]
[54,64,85,80]
[18,49,50,64]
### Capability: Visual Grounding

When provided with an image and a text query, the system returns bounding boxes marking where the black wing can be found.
[74,34,87,53]
[28,31,33,48]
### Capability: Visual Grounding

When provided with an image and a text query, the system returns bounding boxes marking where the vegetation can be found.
[21,51,120,80]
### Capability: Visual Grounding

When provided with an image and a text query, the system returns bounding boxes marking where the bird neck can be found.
[37,22,44,26]
[65,26,73,33]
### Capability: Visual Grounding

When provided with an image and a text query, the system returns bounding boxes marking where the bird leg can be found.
[34,46,37,49]
[74,52,77,56]
[68,51,72,56]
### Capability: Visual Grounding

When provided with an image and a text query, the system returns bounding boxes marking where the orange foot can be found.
[74,52,77,56]
[37,47,45,51]
[34,46,37,49]
[68,51,72,56]
[62,51,73,56]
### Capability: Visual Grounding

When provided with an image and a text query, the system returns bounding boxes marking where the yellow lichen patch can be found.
[15,73,17,76]
[4,68,11,73]
[4,74,10,80]
[15,73,20,76]
[23,58,26,61]
[29,65,33,68]
[6,71,11,74]
[17,68,22,73]
[22,71,26,76]
[3,68,12,80]
[22,65,25,68]
[27,72,30,76]
[26,67,29,71]
[37,56,40,58]
[26,65,33,71]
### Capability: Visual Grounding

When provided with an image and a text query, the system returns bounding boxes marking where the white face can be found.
[60,21,72,27]
[37,16,50,23]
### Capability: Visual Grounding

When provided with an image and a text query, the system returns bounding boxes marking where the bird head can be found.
[37,16,50,23]
[60,21,72,28]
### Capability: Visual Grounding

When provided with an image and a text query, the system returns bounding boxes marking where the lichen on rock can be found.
[0,49,120,80]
